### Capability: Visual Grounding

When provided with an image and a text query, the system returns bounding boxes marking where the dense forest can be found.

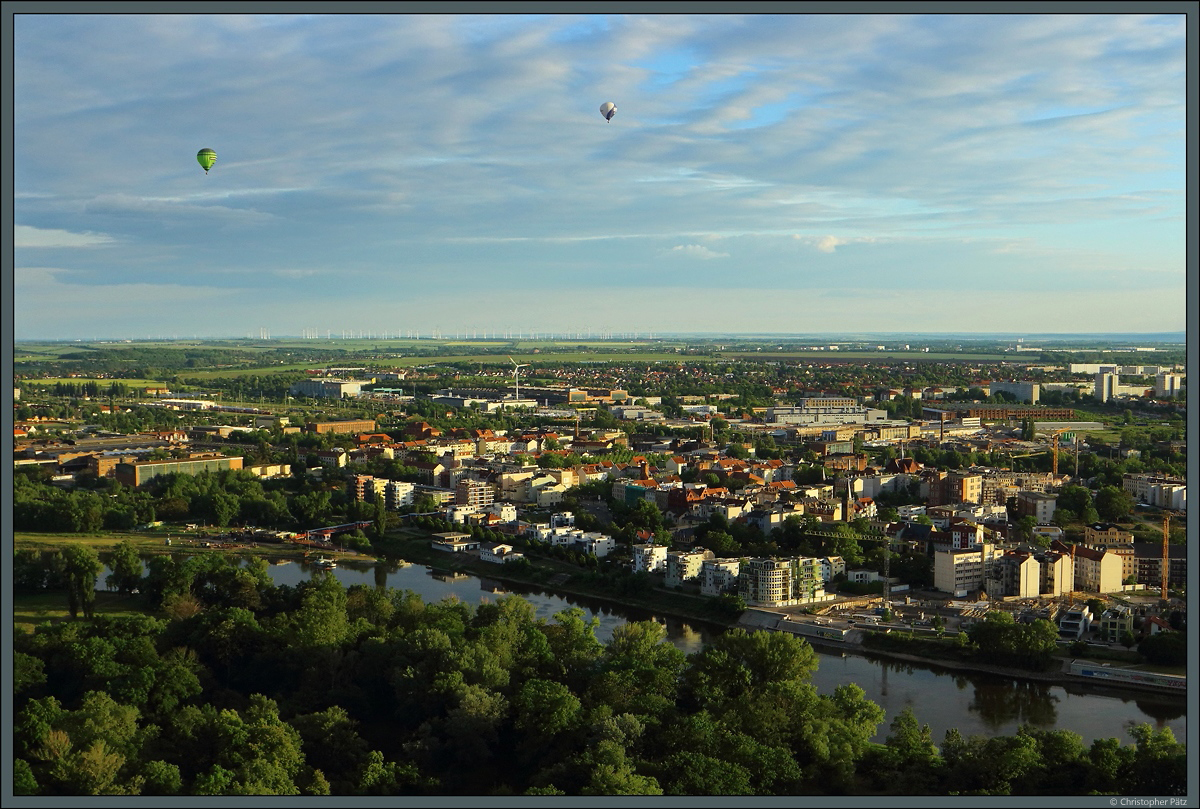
[12,551,1188,796]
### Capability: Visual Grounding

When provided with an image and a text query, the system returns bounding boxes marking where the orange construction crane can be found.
[1037,427,1077,476]
[1160,511,1178,601]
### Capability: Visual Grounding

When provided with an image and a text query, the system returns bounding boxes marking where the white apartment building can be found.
[632,543,668,573]
[737,557,828,607]
[1123,474,1187,511]
[933,543,1004,598]
[1155,372,1184,398]
[1094,372,1119,403]
[480,543,525,564]
[700,558,741,597]
[384,480,416,510]
[817,556,846,583]
[665,549,715,588]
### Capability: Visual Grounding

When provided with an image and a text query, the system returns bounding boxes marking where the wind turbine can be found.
[508,356,530,402]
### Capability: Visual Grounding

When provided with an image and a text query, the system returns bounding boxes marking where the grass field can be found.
[14,590,150,634]
[12,532,319,560]
[23,378,176,388]
[14,532,178,553]
[716,351,1015,362]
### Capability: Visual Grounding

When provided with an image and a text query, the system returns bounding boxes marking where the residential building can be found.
[1094,372,1118,403]
[1099,606,1134,644]
[1016,491,1057,523]
[480,542,525,564]
[1132,542,1187,589]
[1122,473,1187,510]
[384,480,416,510]
[700,558,741,597]
[1083,523,1135,580]
[984,547,1072,599]
[1155,372,1183,398]
[1058,606,1093,639]
[632,543,668,573]
[933,543,1003,597]
[571,534,617,558]
[1049,541,1123,594]
[430,532,478,553]
[737,557,827,607]
[456,478,496,509]
[665,549,715,588]
[817,556,846,583]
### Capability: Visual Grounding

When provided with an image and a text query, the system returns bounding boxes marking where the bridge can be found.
[304,521,373,541]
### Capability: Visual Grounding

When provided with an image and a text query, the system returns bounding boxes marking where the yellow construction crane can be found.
[1034,427,1078,476]
[1160,511,1179,602]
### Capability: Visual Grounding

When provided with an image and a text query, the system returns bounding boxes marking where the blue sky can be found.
[12,13,1187,339]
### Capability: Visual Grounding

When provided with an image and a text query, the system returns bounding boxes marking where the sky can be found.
[10,12,1189,340]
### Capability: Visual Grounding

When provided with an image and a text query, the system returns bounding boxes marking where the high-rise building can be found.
[1094,372,1119,403]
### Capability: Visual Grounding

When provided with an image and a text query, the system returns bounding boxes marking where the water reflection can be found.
[968,679,1059,731]
[1131,696,1187,726]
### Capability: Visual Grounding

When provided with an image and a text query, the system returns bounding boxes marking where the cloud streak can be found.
[15,224,116,248]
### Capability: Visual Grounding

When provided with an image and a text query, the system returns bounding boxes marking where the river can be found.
[117,555,1189,747]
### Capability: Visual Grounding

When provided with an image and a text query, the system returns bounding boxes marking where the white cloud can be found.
[15,224,116,248]
[668,244,729,260]
[816,235,846,253]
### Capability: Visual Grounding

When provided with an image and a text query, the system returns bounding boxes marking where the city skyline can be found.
[12,12,1188,339]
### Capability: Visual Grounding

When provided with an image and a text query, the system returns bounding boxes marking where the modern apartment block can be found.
[1154,372,1183,398]
[933,543,1004,598]
[1094,372,1119,403]
[984,547,1073,599]
[1015,491,1058,523]
[700,558,741,597]
[632,543,668,573]
[1122,474,1187,510]
[665,549,715,588]
[737,557,827,607]
[455,478,496,509]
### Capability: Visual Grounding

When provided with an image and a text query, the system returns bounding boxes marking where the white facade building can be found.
[700,558,741,597]
[632,543,668,573]
[1155,372,1184,398]
[665,549,715,588]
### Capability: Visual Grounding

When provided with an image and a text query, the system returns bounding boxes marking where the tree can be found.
[1014,515,1039,544]
[1094,486,1135,522]
[62,546,104,619]
[1137,631,1185,667]
[372,494,387,539]
[106,541,143,596]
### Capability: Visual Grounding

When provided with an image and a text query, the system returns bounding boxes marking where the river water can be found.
[111,555,1187,747]
[265,557,1187,747]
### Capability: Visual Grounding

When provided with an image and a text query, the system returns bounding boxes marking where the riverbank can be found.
[12,532,1185,698]
[757,614,1186,695]
[13,532,360,561]
[377,535,740,630]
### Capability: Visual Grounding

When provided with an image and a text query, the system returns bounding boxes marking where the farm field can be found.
[717,351,1014,362]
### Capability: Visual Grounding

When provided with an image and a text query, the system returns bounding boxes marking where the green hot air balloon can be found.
[196,148,217,174]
